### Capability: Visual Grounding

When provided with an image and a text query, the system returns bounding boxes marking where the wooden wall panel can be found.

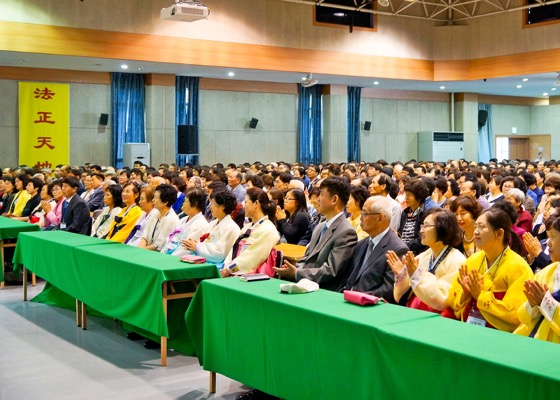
[200,78,297,94]
[362,88,449,102]
[0,66,110,84]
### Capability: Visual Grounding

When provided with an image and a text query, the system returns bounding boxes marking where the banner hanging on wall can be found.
[18,82,70,169]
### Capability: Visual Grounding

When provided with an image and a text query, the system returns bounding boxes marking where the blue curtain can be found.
[478,104,493,163]
[347,86,361,162]
[110,72,146,168]
[175,76,200,166]
[297,84,323,164]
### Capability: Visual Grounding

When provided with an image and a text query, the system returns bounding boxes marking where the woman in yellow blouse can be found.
[514,214,560,343]
[448,207,533,332]
[346,185,369,241]
[106,181,142,243]
[5,174,31,217]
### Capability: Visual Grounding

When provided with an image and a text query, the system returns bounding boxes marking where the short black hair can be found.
[211,190,238,215]
[29,177,44,191]
[155,184,178,208]
[404,178,429,202]
[63,176,81,189]
[320,176,351,205]
[185,188,207,211]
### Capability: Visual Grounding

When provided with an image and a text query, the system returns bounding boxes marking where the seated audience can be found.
[161,188,209,256]
[221,188,280,276]
[398,178,430,255]
[515,214,560,343]
[126,186,157,246]
[12,177,43,222]
[4,174,31,217]
[183,190,240,267]
[346,185,369,241]
[42,181,64,230]
[338,196,408,302]
[0,177,16,215]
[276,188,310,244]
[106,181,142,242]
[90,184,124,239]
[387,208,465,313]
[56,177,92,235]
[138,184,180,251]
[504,188,533,233]
[275,177,358,291]
[450,195,483,257]
[448,208,534,331]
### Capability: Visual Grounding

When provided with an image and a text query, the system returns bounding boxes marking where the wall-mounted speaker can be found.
[364,121,371,131]
[178,125,199,154]
[478,110,488,128]
[99,113,109,126]
[249,118,259,129]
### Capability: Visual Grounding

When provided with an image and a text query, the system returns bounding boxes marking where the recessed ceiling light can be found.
[552,88,557,91]
[19,59,28,62]
[333,12,345,16]
[522,78,529,82]
[94,63,102,67]
[228,72,235,77]
[516,85,522,89]
[439,86,445,90]
[120,64,128,70]
[543,92,549,97]
[373,81,379,85]
[138,67,143,71]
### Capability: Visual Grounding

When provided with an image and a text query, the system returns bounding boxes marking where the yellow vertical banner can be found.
[18,82,70,169]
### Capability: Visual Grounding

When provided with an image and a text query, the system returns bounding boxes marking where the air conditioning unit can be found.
[161,2,210,22]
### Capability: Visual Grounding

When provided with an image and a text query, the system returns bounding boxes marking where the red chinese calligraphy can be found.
[34,87,56,100]
[36,161,53,169]
[34,137,55,150]
[34,111,55,124]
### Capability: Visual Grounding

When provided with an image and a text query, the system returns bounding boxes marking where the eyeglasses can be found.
[361,210,382,217]
[420,223,435,229]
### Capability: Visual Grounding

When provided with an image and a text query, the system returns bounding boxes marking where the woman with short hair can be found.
[183,190,240,267]
[138,184,180,251]
[387,208,465,313]
[90,184,124,239]
[276,188,310,244]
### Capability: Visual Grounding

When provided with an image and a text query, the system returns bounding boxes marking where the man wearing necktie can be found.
[58,177,92,235]
[337,196,409,302]
[274,176,357,291]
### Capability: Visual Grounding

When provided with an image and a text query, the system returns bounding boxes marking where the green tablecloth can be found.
[185,278,560,400]
[0,216,41,282]
[13,230,220,354]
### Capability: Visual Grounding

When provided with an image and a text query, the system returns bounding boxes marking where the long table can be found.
[0,216,40,288]
[13,230,220,366]
[186,278,560,400]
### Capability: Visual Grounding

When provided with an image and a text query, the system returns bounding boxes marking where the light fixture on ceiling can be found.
[120,64,128,70]
[522,78,528,82]
[516,85,522,89]
[439,86,445,90]
[554,72,560,86]
[543,92,549,97]
[228,71,235,77]
[333,12,345,17]
[301,73,319,88]
[378,0,390,7]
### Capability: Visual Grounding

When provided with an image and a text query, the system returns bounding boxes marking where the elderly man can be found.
[227,171,246,204]
[337,196,408,303]
[368,173,402,231]
[274,176,357,291]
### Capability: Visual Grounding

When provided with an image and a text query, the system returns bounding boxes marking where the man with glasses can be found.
[337,196,408,302]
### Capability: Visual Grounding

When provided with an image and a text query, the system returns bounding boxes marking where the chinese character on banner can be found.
[34,137,55,150]
[34,87,56,100]
[20,82,69,167]
[36,161,53,169]
[34,111,56,124]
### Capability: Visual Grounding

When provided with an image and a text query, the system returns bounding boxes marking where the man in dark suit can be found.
[58,177,92,235]
[338,196,409,303]
[275,176,357,291]
[86,173,105,212]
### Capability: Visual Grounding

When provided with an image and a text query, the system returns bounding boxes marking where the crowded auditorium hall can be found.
[2,1,560,399]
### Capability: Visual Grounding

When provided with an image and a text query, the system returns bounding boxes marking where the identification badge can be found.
[466,307,486,327]
[60,222,67,229]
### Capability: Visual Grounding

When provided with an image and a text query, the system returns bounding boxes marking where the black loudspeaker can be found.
[364,121,371,131]
[99,113,109,126]
[478,110,488,128]
[177,125,199,154]
[249,118,259,129]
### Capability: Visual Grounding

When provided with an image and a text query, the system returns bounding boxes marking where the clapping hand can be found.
[522,232,542,264]
[524,280,549,308]
[386,250,406,276]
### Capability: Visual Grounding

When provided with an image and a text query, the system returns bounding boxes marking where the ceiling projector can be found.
[161,2,210,22]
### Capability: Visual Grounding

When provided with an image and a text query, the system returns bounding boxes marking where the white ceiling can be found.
[2,50,558,99]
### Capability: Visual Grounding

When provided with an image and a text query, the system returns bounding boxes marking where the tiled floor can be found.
[0,281,246,400]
